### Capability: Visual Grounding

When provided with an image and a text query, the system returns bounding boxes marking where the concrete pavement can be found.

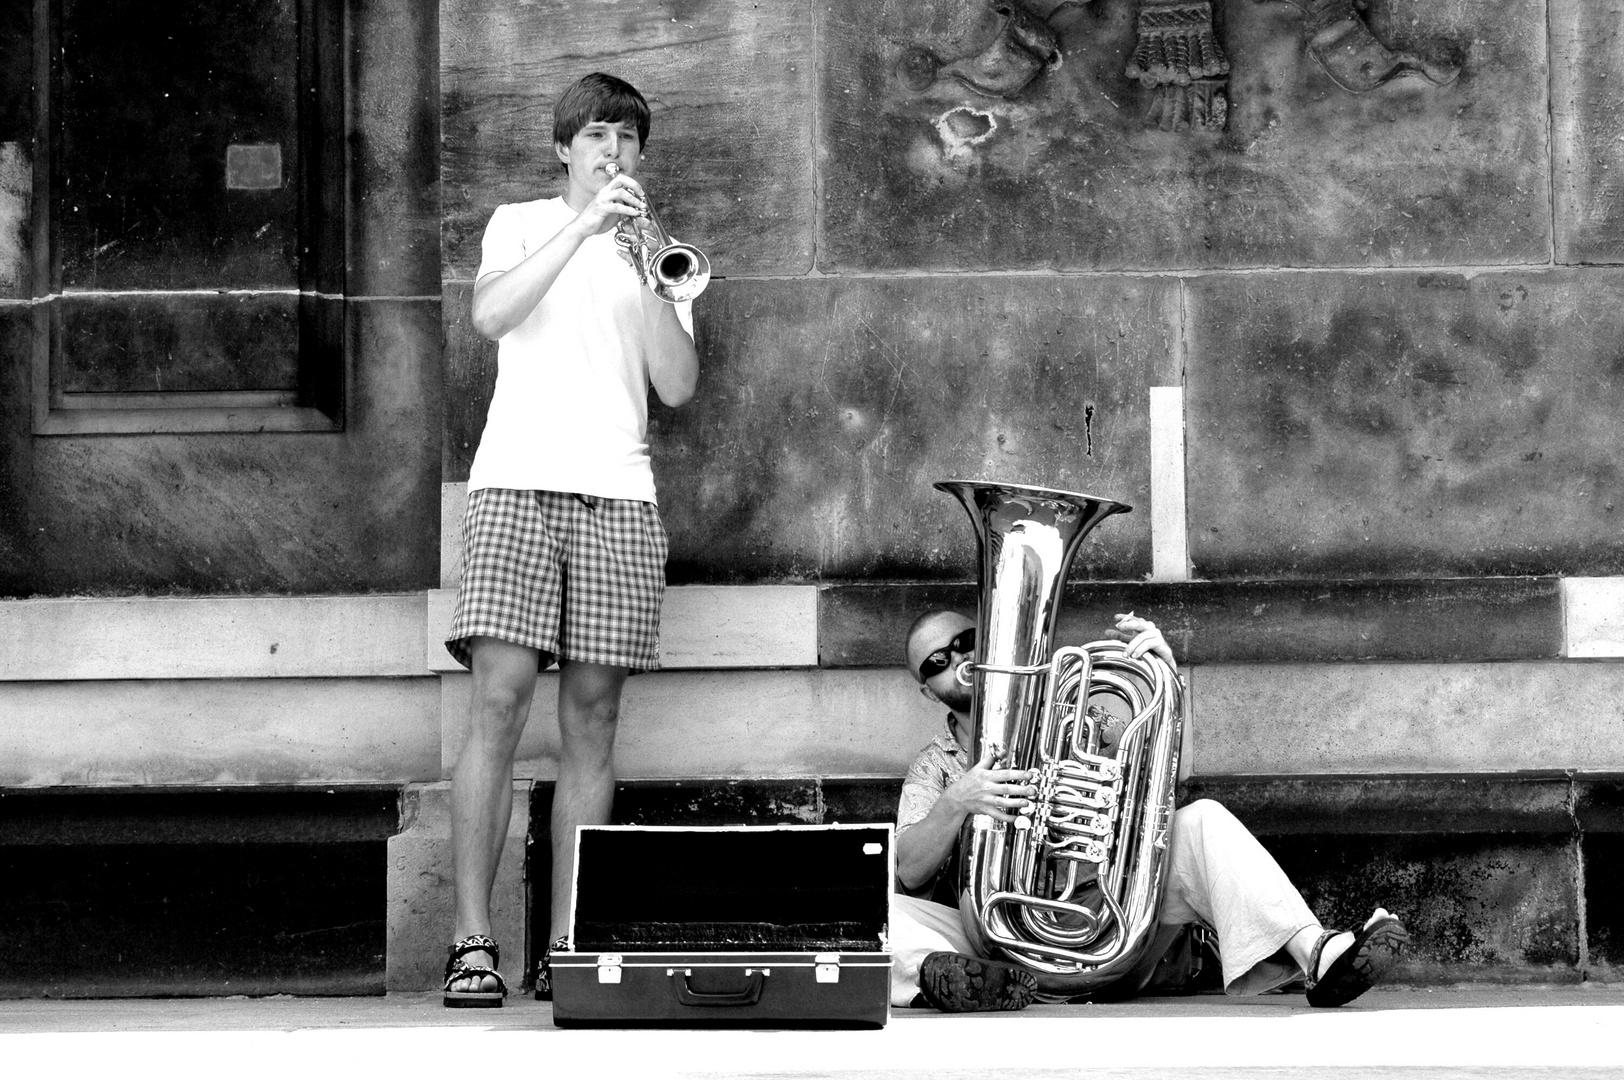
[4,985,1623,1079]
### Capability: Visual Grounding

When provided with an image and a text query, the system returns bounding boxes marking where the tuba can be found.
[936,479,1185,998]
[604,163,711,303]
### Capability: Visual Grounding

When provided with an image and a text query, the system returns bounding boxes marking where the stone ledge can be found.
[0,785,400,845]
[819,577,1564,668]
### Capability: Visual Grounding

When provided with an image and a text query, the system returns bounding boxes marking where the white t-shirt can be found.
[468,197,694,503]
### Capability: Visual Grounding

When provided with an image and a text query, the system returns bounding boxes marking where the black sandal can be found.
[443,934,507,1008]
[1304,909,1410,1008]
[534,936,568,1002]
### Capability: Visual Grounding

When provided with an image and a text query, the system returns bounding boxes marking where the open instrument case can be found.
[549,823,893,1028]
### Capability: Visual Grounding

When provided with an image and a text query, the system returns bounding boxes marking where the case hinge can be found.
[814,952,841,983]
[597,953,623,984]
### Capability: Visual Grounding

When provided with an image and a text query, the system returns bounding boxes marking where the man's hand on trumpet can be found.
[577,161,647,240]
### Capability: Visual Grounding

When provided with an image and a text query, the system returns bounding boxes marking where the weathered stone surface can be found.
[1552,0,1624,264]
[0,594,429,681]
[0,787,399,846]
[0,299,440,596]
[1266,833,1580,983]
[440,668,943,781]
[439,0,814,280]
[54,0,303,291]
[387,781,527,992]
[1590,833,1624,973]
[0,839,387,998]
[1186,269,1624,579]
[0,143,27,301]
[650,276,1174,582]
[820,0,1546,272]
[1192,661,1624,776]
[611,779,823,827]
[819,577,1562,667]
[58,292,300,394]
[440,281,494,481]
[350,0,441,298]
[0,676,441,788]
[1566,578,1624,657]
[1184,775,1577,836]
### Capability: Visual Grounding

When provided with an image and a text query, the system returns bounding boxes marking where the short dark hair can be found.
[552,72,652,154]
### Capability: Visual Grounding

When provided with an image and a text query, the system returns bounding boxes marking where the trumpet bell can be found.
[651,244,711,304]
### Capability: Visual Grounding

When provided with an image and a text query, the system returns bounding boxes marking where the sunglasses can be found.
[918,628,976,681]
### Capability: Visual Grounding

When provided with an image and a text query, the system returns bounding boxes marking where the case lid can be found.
[568,823,893,953]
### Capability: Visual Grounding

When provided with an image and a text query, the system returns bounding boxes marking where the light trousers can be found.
[889,799,1318,1006]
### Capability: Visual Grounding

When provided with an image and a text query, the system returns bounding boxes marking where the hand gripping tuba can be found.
[936,480,1186,998]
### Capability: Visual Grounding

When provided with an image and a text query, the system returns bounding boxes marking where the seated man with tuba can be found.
[889,608,1410,1013]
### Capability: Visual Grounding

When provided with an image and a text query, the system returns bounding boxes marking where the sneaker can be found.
[918,951,1037,1012]
[534,936,568,1002]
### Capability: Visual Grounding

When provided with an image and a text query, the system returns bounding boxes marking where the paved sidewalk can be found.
[5,986,1623,1079]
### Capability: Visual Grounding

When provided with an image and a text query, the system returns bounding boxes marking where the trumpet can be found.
[603,163,711,303]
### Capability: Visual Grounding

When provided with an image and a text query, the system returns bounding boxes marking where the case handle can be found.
[669,969,765,1007]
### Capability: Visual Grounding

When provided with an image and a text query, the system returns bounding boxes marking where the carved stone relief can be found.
[893,0,1461,135]
[1262,0,1460,94]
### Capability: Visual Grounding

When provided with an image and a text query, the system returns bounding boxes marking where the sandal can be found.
[443,934,507,1008]
[534,935,568,1002]
[1304,909,1410,1008]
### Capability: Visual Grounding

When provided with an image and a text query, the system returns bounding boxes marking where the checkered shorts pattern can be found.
[445,487,667,673]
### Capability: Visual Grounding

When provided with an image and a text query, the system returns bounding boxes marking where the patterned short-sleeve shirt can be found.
[895,706,1126,900]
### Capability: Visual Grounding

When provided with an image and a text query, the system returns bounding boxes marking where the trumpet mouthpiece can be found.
[604,162,620,178]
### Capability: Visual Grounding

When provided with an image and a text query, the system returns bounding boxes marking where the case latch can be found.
[597,953,623,984]
[814,952,841,984]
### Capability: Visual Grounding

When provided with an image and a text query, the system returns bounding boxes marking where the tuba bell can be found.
[936,479,1185,998]
[604,162,711,303]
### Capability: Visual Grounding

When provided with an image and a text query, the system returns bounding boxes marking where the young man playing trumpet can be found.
[441,72,699,1006]
[891,609,1410,1012]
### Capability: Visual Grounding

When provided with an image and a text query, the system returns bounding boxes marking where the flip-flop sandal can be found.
[919,951,1037,1013]
[443,934,507,1008]
[1304,913,1410,1008]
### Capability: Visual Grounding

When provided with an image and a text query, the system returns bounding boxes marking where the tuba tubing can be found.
[936,479,1185,996]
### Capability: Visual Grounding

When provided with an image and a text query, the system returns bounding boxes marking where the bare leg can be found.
[448,636,541,993]
[549,660,629,944]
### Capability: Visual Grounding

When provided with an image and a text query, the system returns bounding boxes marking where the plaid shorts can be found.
[445,487,668,673]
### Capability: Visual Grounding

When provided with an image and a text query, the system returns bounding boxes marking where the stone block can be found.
[350,0,441,298]
[439,667,940,781]
[1186,269,1624,579]
[1551,0,1624,264]
[1566,578,1624,657]
[1587,833,1624,975]
[439,0,814,281]
[1265,833,1580,983]
[387,780,530,992]
[0,839,387,998]
[819,0,1545,271]
[649,275,1175,582]
[53,0,304,291]
[0,141,28,301]
[819,577,1562,667]
[0,786,400,846]
[441,282,492,483]
[57,292,299,394]
[0,298,440,597]
[1192,660,1624,775]
[425,585,818,673]
[0,676,441,788]
[1184,775,1577,837]
[0,594,428,681]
